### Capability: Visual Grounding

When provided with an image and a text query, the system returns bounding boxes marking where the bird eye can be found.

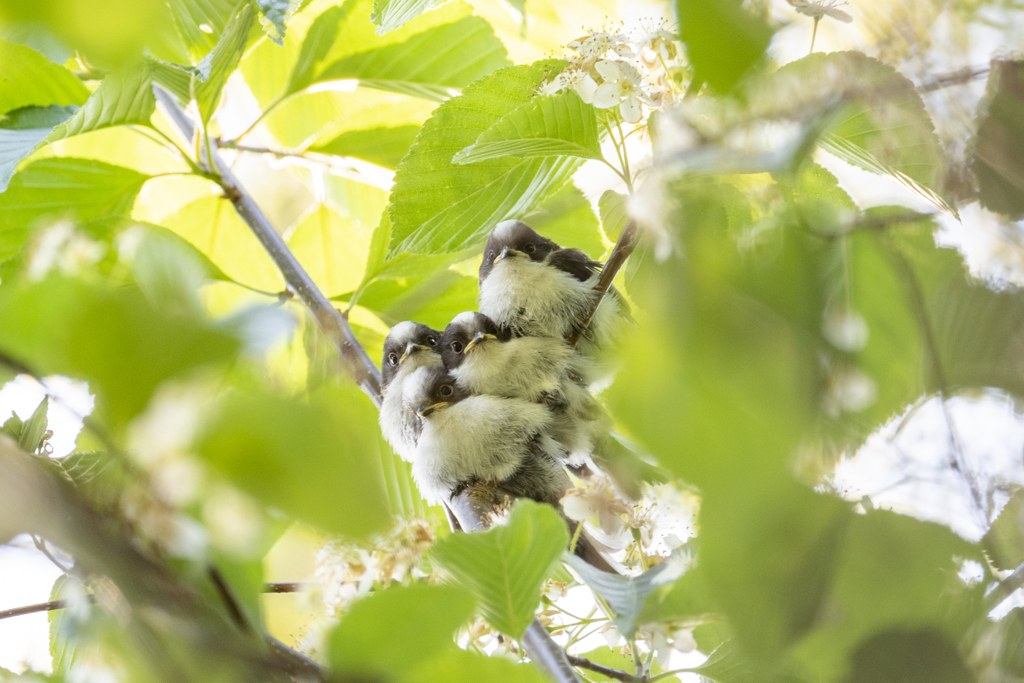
[439,384,454,397]
[487,250,495,260]
[427,336,437,346]
[524,243,536,254]
[451,341,464,353]
[388,353,398,366]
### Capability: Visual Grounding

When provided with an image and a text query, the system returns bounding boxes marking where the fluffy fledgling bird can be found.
[441,311,602,461]
[440,311,574,403]
[379,321,443,462]
[403,365,569,505]
[477,221,627,381]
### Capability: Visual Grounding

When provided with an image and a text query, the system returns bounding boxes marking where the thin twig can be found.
[208,565,253,634]
[988,560,1024,609]
[152,84,383,406]
[566,220,639,349]
[565,653,644,683]
[917,65,990,93]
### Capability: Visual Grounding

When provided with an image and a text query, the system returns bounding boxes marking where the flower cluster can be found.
[541,21,683,124]
[315,517,435,616]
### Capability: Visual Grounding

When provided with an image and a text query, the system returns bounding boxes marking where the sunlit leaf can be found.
[388,60,582,256]
[328,583,475,676]
[598,189,628,242]
[973,59,1024,220]
[168,0,240,61]
[676,0,773,93]
[0,40,89,115]
[255,0,299,46]
[453,90,602,164]
[430,499,568,638]
[198,382,392,538]
[308,125,420,168]
[370,0,444,35]
[195,5,255,123]
[406,648,548,683]
[287,203,371,297]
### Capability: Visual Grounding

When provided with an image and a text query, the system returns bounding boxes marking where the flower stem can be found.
[568,520,585,555]
[810,17,820,54]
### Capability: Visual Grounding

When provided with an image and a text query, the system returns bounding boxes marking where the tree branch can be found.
[152,85,383,407]
[917,65,990,92]
[567,220,639,349]
[565,653,644,683]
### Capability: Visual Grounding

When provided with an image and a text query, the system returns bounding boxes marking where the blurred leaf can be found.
[846,630,974,683]
[283,4,349,95]
[48,574,86,674]
[0,158,149,261]
[47,450,126,508]
[688,641,753,683]
[973,59,1024,220]
[133,223,238,286]
[0,277,240,426]
[195,5,255,123]
[598,189,628,242]
[526,183,605,259]
[676,0,773,93]
[0,127,55,192]
[316,16,509,101]
[453,90,602,164]
[198,383,392,538]
[287,204,371,298]
[984,488,1024,571]
[0,40,89,115]
[18,396,49,453]
[388,60,582,256]
[168,0,239,61]
[370,0,444,35]
[769,53,952,214]
[791,511,985,681]
[157,194,285,292]
[328,583,475,676]
[406,648,549,683]
[255,0,299,46]
[638,563,714,625]
[567,552,687,637]
[309,125,420,169]
[430,499,568,638]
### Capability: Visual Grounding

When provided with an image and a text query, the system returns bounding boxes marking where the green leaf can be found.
[405,648,548,683]
[453,90,602,164]
[168,0,241,61]
[973,59,1024,220]
[566,552,687,637]
[0,277,241,426]
[0,158,150,261]
[197,383,392,538]
[316,16,509,101]
[770,53,952,214]
[370,0,445,35]
[47,61,164,143]
[283,4,350,95]
[525,183,605,260]
[0,126,55,192]
[0,40,89,115]
[328,583,475,676]
[598,189,628,242]
[984,488,1024,571]
[430,499,569,638]
[195,5,255,123]
[255,0,299,46]
[676,0,773,93]
[18,396,49,453]
[846,631,974,683]
[287,203,373,298]
[48,574,87,674]
[308,125,420,169]
[388,60,582,256]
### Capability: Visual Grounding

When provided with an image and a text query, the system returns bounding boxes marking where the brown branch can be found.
[566,219,639,348]
[565,653,644,683]
[917,65,990,92]
[152,85,383,407]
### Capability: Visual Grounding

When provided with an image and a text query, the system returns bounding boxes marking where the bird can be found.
[440,311,574,403]
[379,321,443,462]
[477,220,628,384]
[404,365,619,573]
[440,310,603,463]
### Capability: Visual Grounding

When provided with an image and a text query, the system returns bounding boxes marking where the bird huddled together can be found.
[378,220,631,567]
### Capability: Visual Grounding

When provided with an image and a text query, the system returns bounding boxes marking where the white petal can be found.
[574,75,598,103]
[825,7,854,21]
[593,83,623,109]
[595,59,623,82]
[562,494,599,521]
[620,95,642,123]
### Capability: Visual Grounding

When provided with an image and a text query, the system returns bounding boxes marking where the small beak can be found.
[493,245,527,264]
[416,402,448,418]
[463,331,497,353]
[399,342,430,365]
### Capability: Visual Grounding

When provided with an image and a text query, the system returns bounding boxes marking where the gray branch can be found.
[153,85,383,407]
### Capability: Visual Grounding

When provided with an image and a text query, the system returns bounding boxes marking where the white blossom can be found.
[541,67,599,103]
[593,60,653,124]
[560,476,631,536]
[789,0,853,23]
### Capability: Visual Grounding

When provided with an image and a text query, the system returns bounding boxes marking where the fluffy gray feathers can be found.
[379,322,442,462]
[402,365,569,505]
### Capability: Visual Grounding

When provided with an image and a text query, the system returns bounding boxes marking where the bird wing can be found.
[548,248,602,283]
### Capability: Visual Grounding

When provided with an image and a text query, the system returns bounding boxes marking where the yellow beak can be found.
[399,342,430,365]
[416,402,448,418]
[463,331,497,353]
[493,245,527,264]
